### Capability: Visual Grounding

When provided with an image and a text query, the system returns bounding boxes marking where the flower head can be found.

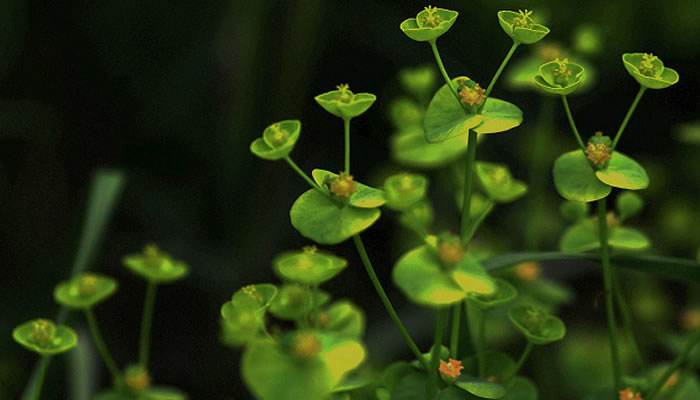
[420,6,442,27]
[268,124,289,147]
[77,273,98,296]
[292,332,322,359]
[336,84,354,103]
[329,172,358,198]
[553,58,573,86]
[439,358,464,379]
[585,132,613,169]
[512,9,534,29]
[458,80,486,107]
[639,53,659,77]
[437,234,465,266]
[125,365,151,392]
[30,319,56,346]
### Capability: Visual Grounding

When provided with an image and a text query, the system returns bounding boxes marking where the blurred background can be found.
[1,0,699,399]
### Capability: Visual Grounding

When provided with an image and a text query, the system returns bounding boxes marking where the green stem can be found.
[509,341,534,380]
[429,39,460,101]
[460,130,479,243]
[352,235,427,368]
[343,118,351,174]
[311,284,319,327]
[428,309,449,399]
[85,309,122,383]
[614,271,645,368]
[484,42,519,98]
[466,301,486,377]
[646,330,700,400]
[28,356,49,400]
[561,95,587,152]
[612,86,646,150]
[284,156,319,190]
[450,304,461,358]
[139,282,158,367]
[598,199,623,391]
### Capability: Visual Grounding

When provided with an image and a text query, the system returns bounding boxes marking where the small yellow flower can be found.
[515,262,541,282]
[421,6,442,27]
[437,236,465,265]
[585,143,612,167]
[459,83,486,107]
[336,84,353,103]
[639,53,659,77]
[77,273,98,296]
[292,332,322,359]
[438,358,464,379]
[512,9,534,29]
[329,173,358,198]
[268,124,289,147]
[30,319,56,346]
[553,58,573,86]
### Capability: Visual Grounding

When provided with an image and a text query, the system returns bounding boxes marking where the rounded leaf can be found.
[274,247,347,285]
[595,152,649,190]
[54,273,118,310]
[616,191,644,220]
[497,10,550,44]
[609,227,651,251]
[384,172,428,211]
[399,66,437,98]
[462,351,516,383]
[553,150,611,202]
[319,301,365,339]
[508,304,566,345]
[250,120,301,161]
[503,377,538,400]
[473,98,523,134]
[290,189,381,245]
[398,200,434,235]
[559,220,598,252]
[468,278,518,310]
[399,8,458,42]
[268,284,315,320]
[122,244,189,284]
[424,77,483,143]
[13,319,78,355]
[389,98,423,129]
[393,246,466,307]
[476,162,528,203]
[454,376,506,399]
[622,53,679,90]
[560,200,589,222]
[390,127,468,168]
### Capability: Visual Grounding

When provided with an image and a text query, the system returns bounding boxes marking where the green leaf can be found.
[391,371,428,400]
[616,191,644,221]
[390,127,468,168]
[268,284,315,321]
[468,279,518,310]
[595,152,649,190]
[454,376,506,399]
[274,247,347,285]
[312,169,386,209]
[399,200,434,236]
[476,162,528,203]
[400,8,459,42]
[424,77,483,143]
[389,98,424,129]
[560,200,589,222]
[140,387,188,400]
[393,246,466,307]
[462,351,516,383]
[399,65,437,98]
[122,244,189,284]
[384,172,428,211]
[13,319,78,356]
[319,301,365,339]
[622,53,679,90]
[508,305,566,345]
[609,227,651,251]
[503,377,538,400]
[473,98,523,135]
[534,59,585,96]
[250,120,301,161]
[497,10,550,44]
[242,335,366,400]
[54,273,118,310]
[315,87,376,119]
[451,256,497,296]
[221,284,277,346]
[559,220,599,252]
[331,371,373,393]
[553,150,611,202]
[290,189,381,245]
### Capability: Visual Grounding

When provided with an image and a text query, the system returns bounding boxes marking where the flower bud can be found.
[585,132,613,169]
[437,234,465,266]
[336,84,354,104]
[267,124,290,147]
[638,53,660,77]
[457,78,486,108]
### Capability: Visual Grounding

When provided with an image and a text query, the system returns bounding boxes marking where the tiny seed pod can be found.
[13,318,78,355]
[54,272,118,310]
[497,9,550,45]
[400,6,459,43]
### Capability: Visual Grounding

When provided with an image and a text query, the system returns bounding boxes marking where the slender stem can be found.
[613,271,645,368]
[612,86,646,150]
[85,309,122,383]
[429,40,460,101]
[646,330,700,400]
[450,304,461,358]
[466,301,486,377]
[428,309,449,399]
[28,356,49,400]
[484,42,519,98]
[352,235,427,368]
[598,199,623,391]
[460,130,479,243]
[343,118,351,174]
[284,156,319,190]
[561,95,587,152]
[139,282,158,367]
[509,342,535,380]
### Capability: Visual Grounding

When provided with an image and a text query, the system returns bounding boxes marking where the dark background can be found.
[1,0,699,399]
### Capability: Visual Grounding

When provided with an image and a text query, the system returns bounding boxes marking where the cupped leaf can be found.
[553,150,611,202]
[319,301,365,339]
[242,334,365,400]
[123,244,189,284]
[622,53,679,90]
[393,246,466,307]
[390,127,468,168]
[290,189,381,245]
[559,220,599,252]
[534,59,585,96]
[315,85,376,119]
[54,273,118,310]
[424,77,483,143]
[13,319,78,355]
[400,7,458,42]
[250,120,301,161]
[473,98,523,134]
[497,10,550,44]
[221,284,277,346]
[274,247,347,285]
[455,376,506,399]
[268,284,315,320]
[468,279,518,309]
[508,305,566,345]
[476,162,528,203]
[595,152,649,190]
[384,172,428,211]
[312,169,386,208]
[616,191,644,221]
